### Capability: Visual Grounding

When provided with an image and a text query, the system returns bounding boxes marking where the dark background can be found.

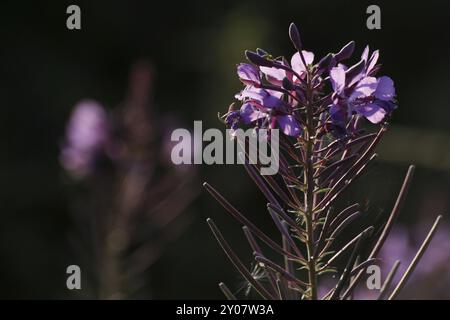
[1,0,449,298]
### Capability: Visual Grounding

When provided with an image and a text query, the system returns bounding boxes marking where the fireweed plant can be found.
[61,61,198,299]
[204,23,443,300]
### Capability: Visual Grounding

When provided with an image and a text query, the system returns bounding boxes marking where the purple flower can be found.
[361,46,380,76]
[224,109,243,135]
[229,51,311,137]
[226,24,398,139]
[229,85,301,137]
[237,63,261,86]
[329,63,396,125]
[60,100,109,178]
[259,50,314,85]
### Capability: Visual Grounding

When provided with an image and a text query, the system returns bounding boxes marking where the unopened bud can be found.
[289,23,302,51]
[245,50,274,67]
[334,41,355,62]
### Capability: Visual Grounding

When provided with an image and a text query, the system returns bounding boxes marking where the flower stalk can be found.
[303,68,318,300]
[205,22,443,300]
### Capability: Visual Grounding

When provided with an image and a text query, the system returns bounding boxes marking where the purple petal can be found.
[367,50,379,74]
[337,63,348,71]
[330,66,346,93]
[237,63,260,86]
[260,66,287,85]
[354,102,387,124]
[346,60,367,87]
[262,93,285,109]
[376,99,397,112]
[374,76,395,101]
[265,89,283,100]
[276,115,301,137]
[291,50,314,75]
[361,45,370,62]
[350,76,378,100]
[361,46,379,76]
[235,86,264,101]
[329,103,349,127]
[240,103,266,124]
[236,87,285,111]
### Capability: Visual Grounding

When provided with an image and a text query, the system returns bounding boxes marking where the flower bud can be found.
[288,23,302,51]
[316,53,334,74]
[334,41,355,62]
[256,48,268,56]
[245,50,274,67]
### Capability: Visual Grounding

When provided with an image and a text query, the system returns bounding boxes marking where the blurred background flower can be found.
[60,100,110,178]
[60,60,198,299]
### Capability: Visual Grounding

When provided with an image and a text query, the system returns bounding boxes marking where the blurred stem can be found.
[100,178,133,300]
[100,222,125,299]
[303,68,318,300]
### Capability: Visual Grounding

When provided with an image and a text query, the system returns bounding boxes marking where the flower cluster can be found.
[225,24,397,137]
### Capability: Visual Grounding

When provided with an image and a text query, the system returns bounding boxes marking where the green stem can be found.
[304,69,318,300]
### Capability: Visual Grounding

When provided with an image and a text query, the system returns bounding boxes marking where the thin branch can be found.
[318,154,377,213]
[370,165,416,258]
[320,226,374,269]
[267,206,305,260]
[282,221,299,300]
[315,125,386,211]
[242,226,279,295]
[342,165,415,299]
[203,182,303,261]
[314,154,358,180]
[377,260,401,300]
[254,254,308,288]
[314,207,333,257]
[388,215,443,300]
[267,203,305,239]
[350,258,380,277]
[329,211,362,241]
[207,218,275,300]
[243,161,281,209]
[262,174,298,209]
[219,282,237,300]
[329,231,367,300]
[329,203,359,231]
